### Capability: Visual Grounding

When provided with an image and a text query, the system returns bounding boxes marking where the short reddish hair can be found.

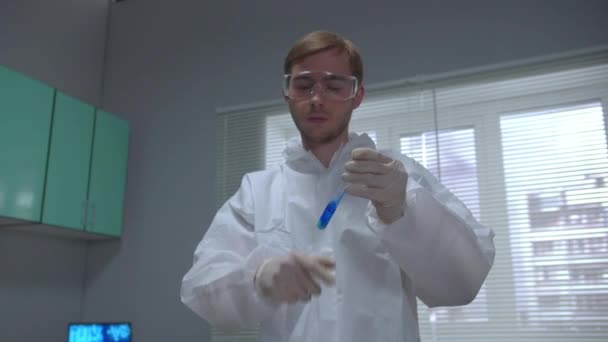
[283,31,364,82]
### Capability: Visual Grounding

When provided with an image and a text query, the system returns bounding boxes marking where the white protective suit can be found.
[181,133,495,342]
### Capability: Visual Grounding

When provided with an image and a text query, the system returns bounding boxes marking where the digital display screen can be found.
[68,323,131,342]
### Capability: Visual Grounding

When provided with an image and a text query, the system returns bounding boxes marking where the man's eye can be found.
[294,85,313,91]
[325,80,348,89]
[292,80,314,89]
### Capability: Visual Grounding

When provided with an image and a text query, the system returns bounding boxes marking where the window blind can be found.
[212,49,608,341]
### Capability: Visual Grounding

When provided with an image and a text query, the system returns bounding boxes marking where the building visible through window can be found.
[501,102,608,332]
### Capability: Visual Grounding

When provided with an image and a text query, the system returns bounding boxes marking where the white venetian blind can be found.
[213,49,608,341]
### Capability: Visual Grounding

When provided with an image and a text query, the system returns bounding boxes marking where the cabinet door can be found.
[0,66,54,222]
[42,92,94,230]
[87,110,129,236]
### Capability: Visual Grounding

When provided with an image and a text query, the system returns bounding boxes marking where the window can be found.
[400,128,480,218]
[501,103,608,333]
[214,51,608,341]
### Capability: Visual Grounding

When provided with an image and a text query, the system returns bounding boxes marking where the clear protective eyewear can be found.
[283,71,359,101]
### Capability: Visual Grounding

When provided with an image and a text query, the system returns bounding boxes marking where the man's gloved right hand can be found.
[254,252,335,303]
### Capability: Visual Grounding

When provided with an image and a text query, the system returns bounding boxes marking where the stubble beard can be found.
[293,109,352,148]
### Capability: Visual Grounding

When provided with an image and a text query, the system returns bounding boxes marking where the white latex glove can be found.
[254,252,335,303]
[342,147,408,224]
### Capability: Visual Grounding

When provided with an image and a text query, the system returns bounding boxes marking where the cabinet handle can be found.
[91,203,96,229]
[82,200,88,227]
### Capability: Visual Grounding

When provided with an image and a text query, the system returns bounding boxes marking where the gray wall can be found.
[84,1,608,341]
[0,1,109,341]
[0,0,109,105]
[1,0,606,342]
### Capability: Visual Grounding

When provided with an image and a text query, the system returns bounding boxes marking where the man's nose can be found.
[309,83,324,103]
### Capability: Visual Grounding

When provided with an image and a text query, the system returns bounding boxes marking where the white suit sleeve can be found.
[180,175,279,330]
[366,156,496,308]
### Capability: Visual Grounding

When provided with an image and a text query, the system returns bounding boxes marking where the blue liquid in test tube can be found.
[317,191,346,230]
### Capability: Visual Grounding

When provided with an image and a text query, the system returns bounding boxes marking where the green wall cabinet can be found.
[0,66,129,238]
[0,66,54,223]
[86,110,129,237]
[43,100,129,237]
[42,92,95,231]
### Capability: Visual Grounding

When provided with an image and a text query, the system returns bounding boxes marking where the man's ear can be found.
[352,84,365,109]
[282,89,290,103]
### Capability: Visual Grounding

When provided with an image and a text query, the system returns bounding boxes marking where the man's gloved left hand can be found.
[342,147,408,224]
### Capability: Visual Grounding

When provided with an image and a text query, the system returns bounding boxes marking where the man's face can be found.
[285,48,364,148]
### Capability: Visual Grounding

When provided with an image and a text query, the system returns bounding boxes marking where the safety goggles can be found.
[283,71,359,101]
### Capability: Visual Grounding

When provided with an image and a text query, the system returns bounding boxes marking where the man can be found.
[181,30,495,342]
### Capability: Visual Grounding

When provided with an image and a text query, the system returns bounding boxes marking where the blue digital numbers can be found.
[106,324,131,341]
[69,323,131,342]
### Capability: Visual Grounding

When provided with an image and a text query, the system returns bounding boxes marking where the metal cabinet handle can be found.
[82,200,88,227]
[90,203,96,229]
